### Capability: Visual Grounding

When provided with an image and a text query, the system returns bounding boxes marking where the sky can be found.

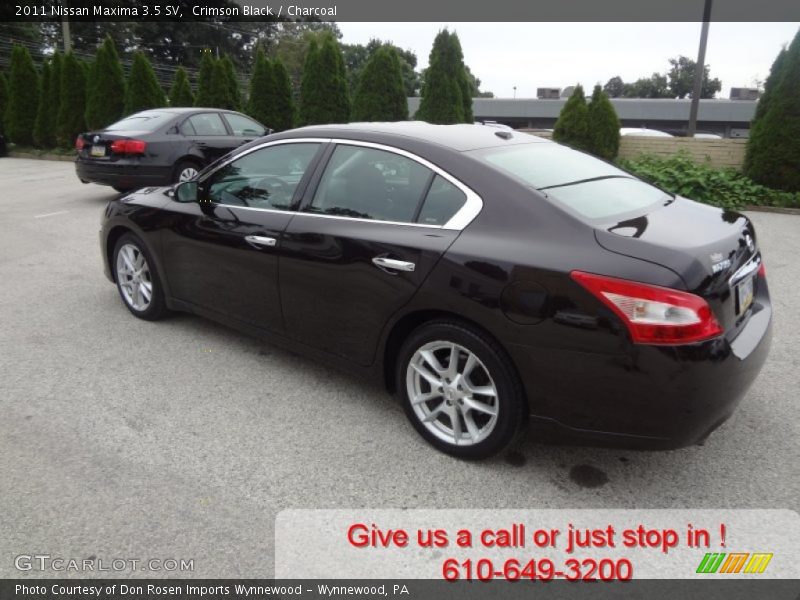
[336,22,799,98]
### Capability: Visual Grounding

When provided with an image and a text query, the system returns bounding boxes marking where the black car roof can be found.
[274,121,551,152]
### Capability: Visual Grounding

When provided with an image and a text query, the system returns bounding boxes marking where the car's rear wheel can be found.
[112,233,170,321]
[396,320,525,459]
[173,160,200,183]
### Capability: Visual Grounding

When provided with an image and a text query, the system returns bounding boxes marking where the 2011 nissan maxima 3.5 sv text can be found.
[99,123,772,459]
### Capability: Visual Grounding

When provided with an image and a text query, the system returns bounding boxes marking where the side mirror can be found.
[175,180,198,203]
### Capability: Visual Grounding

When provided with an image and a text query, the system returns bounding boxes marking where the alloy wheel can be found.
[406,341,499,446]
[115,243,153,311]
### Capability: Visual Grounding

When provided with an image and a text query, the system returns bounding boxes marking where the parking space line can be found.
[34,210,70,219]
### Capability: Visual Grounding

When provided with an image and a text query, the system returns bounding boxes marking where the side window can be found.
[308,145,432,223]
[185,113,227,136]
[206,143,320,210]
[417,175,467,226]
[224,113,266,137]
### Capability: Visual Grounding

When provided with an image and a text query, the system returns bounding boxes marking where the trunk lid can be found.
[594,196,761,340]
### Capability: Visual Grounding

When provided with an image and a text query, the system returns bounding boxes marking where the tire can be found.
[112,233,170,321]
[396,319,526,459]
[173,159,201,184]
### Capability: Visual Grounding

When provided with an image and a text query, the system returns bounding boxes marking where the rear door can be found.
[160,140,325,333]
[279,141,479,366]
[180,112,240,164]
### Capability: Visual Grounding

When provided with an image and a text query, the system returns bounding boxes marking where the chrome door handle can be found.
[245,235,277,247]
[372,257,416,272]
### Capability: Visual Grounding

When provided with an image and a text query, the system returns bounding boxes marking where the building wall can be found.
[520,130,748,170]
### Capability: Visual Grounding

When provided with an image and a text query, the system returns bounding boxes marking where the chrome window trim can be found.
[203,137,483,231]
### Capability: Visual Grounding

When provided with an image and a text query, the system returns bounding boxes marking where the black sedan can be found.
[76,108,268,192]
[99,122,772,459]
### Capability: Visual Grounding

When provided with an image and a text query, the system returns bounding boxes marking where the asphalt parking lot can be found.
[0,157,798,578]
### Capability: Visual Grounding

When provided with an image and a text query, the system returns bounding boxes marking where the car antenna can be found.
[495,131,513,140]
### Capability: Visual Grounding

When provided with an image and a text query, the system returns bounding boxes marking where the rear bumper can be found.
[76,158,172,189]
[511,285,773,449]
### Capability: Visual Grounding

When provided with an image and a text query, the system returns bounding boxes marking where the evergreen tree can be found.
[124,52,165,115]
[4,45,40,146]
[221,55,242,111]
[33,61,54,148]
[587,84,621,160]
[450,32,473,122]
[552,85,591,152]
[416,30,472,124]
[247,48,275,127]
[208,58,235,109]
[169,67,194,107]
[194,50,215,107]
[744,29,800,192]
[299,33,350,125]
[56,52,87,147]
[50,52,63,133]
[352,45,408,122]
[85,35,126,129]
[743,47,787,174]
[0,72,9,135]
[271,59,296,132]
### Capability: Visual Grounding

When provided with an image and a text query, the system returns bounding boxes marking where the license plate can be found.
[736,275,755,315]
[90,145,106,157]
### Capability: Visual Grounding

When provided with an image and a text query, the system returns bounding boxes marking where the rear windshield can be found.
[106,111,174,132]
[469,143,671,220]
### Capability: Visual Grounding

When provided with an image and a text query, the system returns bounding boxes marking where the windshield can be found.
[106,111,174,132]
[470,143,671,220]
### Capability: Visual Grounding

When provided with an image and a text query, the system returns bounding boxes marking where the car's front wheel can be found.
[112,233,170,320]
[396,320,526,459]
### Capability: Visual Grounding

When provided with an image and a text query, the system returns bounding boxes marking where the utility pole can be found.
[62,0,72,53]
[687,0,713,137]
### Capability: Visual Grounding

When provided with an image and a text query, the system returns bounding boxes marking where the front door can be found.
[160,140,325,333]
[280,142,473,365]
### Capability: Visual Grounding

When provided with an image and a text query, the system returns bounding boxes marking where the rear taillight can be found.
[75,136,85,151]
[758,261,766,278]
[571,271,724,345]
[110,139,147,155]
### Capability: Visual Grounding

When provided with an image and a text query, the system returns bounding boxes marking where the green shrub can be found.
[169,67,194,107]
[247,48,275,127]
[0,71,8,135]
[271,59,295,132]
[124,52,165,115]
[208,58,235,110]
[587,84,620,160]
[85,35,125,129]
[221,55,241,111]
[352,45,408,122]
[553,85,591,152]
[416,29,469,124]
[4,44,40,146]
[744,29,800,192]
[33,60,53,147]
[194,50,215,107]
[56,52,86,147]
[299,33,350,125]
[620,152,800,210]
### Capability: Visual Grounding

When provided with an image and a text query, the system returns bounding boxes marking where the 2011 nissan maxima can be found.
[99,122,772,459]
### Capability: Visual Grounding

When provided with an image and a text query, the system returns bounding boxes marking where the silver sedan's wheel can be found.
[115,243,153,312]
[406,341,499,446]
[178,165,199,182]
